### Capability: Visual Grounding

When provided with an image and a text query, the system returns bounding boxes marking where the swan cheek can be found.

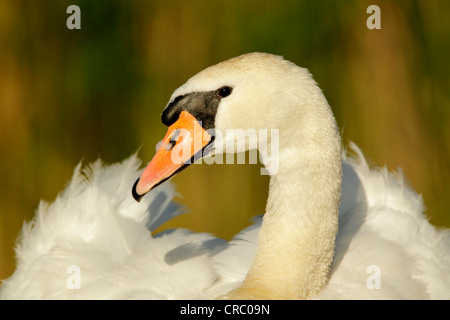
[132,111,212,201]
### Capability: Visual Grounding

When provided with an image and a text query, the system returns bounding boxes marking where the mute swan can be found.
[1,52,449,299]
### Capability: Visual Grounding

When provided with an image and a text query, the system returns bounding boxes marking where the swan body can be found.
[1,53,449,299]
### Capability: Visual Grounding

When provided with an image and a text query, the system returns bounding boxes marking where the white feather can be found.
[2,146,449,299]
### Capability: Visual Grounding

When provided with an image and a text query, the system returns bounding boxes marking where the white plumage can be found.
[2,147,448,299]
[1,53,449,299]
[320,144,450,299]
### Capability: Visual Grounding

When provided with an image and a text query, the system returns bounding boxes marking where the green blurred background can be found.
[1,0,449,281]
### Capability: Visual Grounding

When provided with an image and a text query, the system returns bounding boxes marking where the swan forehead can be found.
[168,53,289,102]
[163,52,318,132]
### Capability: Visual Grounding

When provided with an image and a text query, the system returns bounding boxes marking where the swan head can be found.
[133,52,336,201]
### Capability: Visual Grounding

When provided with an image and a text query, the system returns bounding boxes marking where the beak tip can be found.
[132,178,143,202]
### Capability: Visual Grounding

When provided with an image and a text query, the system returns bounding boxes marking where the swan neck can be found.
[227,114,342,299]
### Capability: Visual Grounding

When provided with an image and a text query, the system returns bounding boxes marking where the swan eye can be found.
[217,86,232,98]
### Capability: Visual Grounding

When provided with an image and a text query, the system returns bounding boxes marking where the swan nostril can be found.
[168,129,180,150]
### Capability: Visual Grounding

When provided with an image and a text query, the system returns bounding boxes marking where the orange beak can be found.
[132,111,213,201]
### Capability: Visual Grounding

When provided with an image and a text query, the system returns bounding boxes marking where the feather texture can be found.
[1,146,449,299]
